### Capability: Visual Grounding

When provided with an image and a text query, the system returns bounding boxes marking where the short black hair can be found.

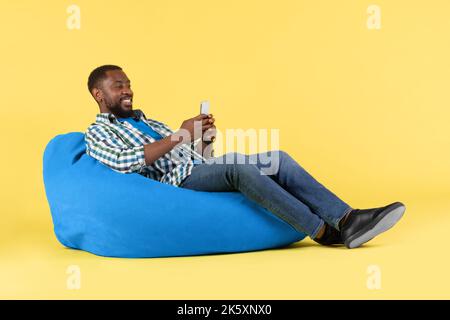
[87,65,122,94]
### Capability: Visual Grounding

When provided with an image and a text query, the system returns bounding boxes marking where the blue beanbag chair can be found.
[42,132,306,258]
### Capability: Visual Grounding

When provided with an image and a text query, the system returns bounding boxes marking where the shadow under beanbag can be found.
[42,132,306,258]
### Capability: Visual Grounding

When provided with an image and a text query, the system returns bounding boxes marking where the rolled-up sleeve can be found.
[84,125,146,173]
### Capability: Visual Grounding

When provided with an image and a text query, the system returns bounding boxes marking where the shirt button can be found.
[178,152,184,157]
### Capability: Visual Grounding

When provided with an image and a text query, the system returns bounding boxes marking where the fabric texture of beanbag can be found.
[42,132,306,258]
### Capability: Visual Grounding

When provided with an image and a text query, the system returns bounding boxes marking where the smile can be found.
[121,97,133,106]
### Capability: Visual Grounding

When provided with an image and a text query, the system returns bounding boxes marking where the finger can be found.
[204,127,216,135]
[195,114,209,120]
[203,130,216,140]
[204,133,216,140]
[202,124,214,131]
[195,119,207,127]
[202,123,214,129]
[202,118,215,125]
[204,134,216,142]
[204,127,216,136]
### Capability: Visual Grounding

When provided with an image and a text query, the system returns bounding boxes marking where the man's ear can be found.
[92,88,103,104]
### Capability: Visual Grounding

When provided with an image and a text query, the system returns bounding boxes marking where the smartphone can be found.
[200,100,210,115]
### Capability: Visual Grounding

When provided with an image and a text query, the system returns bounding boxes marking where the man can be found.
[84,65,406,249]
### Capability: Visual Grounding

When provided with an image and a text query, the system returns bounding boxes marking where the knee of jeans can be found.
[266,150,290,174]
[262,149,287,164]
[262,149,286,161]
[277,150,289,159]
[277,150,297,165]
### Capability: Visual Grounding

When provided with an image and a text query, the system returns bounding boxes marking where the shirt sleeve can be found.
[84,125,146,174]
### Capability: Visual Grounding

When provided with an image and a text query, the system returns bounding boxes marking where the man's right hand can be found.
[175,114,215,143]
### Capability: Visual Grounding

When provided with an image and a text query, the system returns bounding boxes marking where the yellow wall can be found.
[1,0,449,299]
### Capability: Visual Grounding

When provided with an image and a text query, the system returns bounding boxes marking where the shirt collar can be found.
[95,108,146,125]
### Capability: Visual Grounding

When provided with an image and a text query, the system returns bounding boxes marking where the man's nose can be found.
[122,88,133,96]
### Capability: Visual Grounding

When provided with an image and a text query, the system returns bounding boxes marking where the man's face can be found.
[98,69,134,118]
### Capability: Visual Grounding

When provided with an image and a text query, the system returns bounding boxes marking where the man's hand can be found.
[200,115,216,159]
[174,114,215,143]
[142,114,216,166]
[202,114,216,143]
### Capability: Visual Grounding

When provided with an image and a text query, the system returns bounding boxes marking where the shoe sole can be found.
[345,202,406,249]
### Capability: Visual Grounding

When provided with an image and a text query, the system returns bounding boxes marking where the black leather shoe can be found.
[313,224,344,246]
[341,201,406,249]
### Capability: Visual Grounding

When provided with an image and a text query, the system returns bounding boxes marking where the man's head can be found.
[88,65,134,118]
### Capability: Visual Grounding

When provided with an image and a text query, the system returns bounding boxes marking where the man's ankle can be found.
[314,224,326,240]
[339,209,354,230]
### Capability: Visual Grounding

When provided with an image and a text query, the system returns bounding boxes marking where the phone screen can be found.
[200,101,210,115]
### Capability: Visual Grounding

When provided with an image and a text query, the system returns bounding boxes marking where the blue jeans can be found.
[179,151,352,238]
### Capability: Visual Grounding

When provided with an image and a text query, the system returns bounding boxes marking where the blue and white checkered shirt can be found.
[84,109,205,186]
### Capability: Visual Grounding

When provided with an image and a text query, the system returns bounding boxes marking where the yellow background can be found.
[1,0,449,299]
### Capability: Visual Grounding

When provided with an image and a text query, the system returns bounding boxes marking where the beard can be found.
[105,96,133,118]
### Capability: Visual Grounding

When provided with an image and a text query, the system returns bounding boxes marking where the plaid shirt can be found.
[84,109,205,186]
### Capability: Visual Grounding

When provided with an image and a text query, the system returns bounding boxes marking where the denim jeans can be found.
[179,150,352,238]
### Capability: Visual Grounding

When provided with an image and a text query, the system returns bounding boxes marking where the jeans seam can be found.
[310,219,325,239]
[334,206,353,231]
